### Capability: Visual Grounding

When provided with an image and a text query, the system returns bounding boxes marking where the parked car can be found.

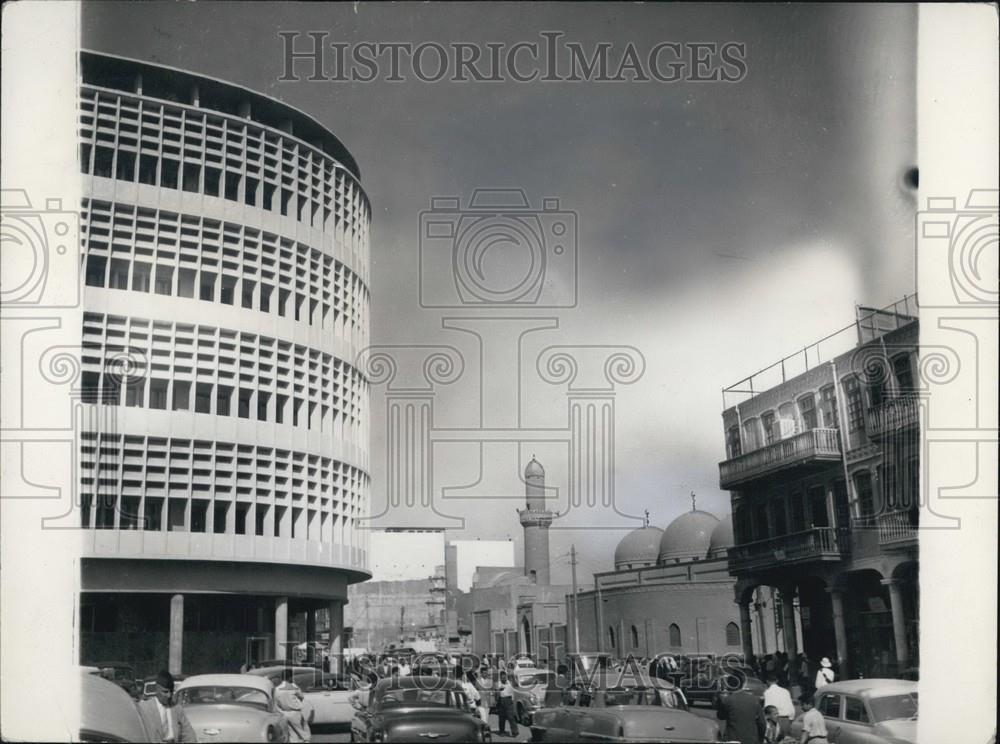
[529,685,728,743]
[85,660,140,699]
[80,668,151,742]
[249,665,359,727]
[478,668,562,723]
[789,679,918,744]
[677,662,765,707]
[175,673,289,742]
[350,675,492,743]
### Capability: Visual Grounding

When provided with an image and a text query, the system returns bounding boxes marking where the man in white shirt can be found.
[763,675,795,737]
[814,658,835,689]
[798,692,829,744]
[136,670,197,743]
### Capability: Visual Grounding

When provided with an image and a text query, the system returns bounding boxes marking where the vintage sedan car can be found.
[80,668,151,742]
[478,668,561,723]
[789,679,918,744]
[677,663,765,707]
[250,665,359,727]
[529,686,728,743]
[176,673,289,742]
[85,660,140,699]
[350,675,492,743]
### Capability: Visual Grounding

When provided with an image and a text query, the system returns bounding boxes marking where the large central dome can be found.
[658,510,720,563]
[614,526,664,570]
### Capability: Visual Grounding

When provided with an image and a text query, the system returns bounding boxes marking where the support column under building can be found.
[739,601,754,662]
[882,579,910,673]
[828,588,850,678]
[169,594,184,676]
[328,600,344,673]
[275,596,289,660]
[779,585,799,683]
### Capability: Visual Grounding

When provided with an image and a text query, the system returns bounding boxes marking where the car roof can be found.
[250,665,323,674]
[178,674,274,692]
[374,676,463,691]
[818,679,917,696]
[81,671,149,742]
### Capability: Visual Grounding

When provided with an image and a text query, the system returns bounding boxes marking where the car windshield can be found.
[868,692,918,722]
[177,686,270,711]
[377,688,463,709]
[603,687,685,708]
[515,672,554,687]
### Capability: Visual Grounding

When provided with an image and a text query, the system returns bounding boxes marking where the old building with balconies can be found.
[719,297,919,681]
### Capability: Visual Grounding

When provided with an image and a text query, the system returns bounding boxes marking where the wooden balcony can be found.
[728,526,846,574]
[876,509,918,548]
[719,428,842,490]
[866,396,919,438]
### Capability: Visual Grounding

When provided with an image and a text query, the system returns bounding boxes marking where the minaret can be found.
[519,457,553,585]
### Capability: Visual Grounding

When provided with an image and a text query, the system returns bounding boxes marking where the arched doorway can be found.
[843,569,895,678]
[797,576,834,663]
[521,616,532,656]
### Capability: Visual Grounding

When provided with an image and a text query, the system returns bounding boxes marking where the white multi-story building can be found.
[76,51,370,675]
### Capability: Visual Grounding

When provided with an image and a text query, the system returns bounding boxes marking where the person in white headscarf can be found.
[814,658,835,689]
[275,669,313,742]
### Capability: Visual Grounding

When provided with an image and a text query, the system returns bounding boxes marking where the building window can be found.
[630,625,639,649]
[234,502,250,535]
[213,502,229,534]
[770,498,787,536]
[144,498,163,531]
[115,150,136,181]
[238,389,252,419]
[80,371,101,404]
[878,463,898,511]
[257,391,270,422]
[85,255,107,287]
[761,411,777,445]
[255,504,269,536]
[108,259,130,290]
[154,265,173,295]
[798,393,818,431]
[199,271,216,302]
[171,381,190,411]
[892,353,915,394]
[608,627,616,650]
[726,425,742,459]
[167,499,186,531]
[753,501,769,540]
[191,500,209,533]
[220,275,237,305]
[125,377,145,408]
[195,383,213,414]
[138,154,158,185]
[177,268,196,298]
[843,376,864,431]
[820,385,839,429]
[809,486,829,527]
[216,385,232,417]
[132,262,151,293]
[668,623,681,648]
[790,493,806,532]
[853,471,875,521]
[148,379,168,410]
[742,418,760,452]
[725,622,740,647]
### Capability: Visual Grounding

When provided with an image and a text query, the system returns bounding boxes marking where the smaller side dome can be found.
[614,526,664,570]
[708,514,734,558]
[525,458,545,478]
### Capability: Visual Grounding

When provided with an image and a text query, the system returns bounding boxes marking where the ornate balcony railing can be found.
[728,526,846,574]
[719,428,842,489]
[866,396,919,438]
[876,509,918,547]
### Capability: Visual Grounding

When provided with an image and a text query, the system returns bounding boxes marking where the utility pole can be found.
[570,545,580,653]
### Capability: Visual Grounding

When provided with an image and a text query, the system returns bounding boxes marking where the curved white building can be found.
[76,52,370,675]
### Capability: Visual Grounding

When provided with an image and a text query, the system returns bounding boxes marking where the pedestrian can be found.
[715,673,765,744]
[798,692,829,744]
[275,668,313,742]
[136,670,197,743]
[814,658,835,690]
[762,675,795,738]
[496,671,519,738]
[461,669,488,723]
[763,705,783,744]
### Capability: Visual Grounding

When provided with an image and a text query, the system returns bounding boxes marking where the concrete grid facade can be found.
[76,52,371,676]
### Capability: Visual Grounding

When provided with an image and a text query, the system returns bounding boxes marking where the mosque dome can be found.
[614,526,665,570]
[658,509,720,563]
[708,514,735,559]
[525,458,545,478]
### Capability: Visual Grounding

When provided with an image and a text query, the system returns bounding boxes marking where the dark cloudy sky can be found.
[83,2,918,584]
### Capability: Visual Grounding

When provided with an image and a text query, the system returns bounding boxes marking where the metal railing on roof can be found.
[721,294,918,409]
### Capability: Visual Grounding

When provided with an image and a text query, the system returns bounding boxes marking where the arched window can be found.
[668,623,681,648]
[726,622,740,647]
[608,626,616,650]
[630,624,639,648]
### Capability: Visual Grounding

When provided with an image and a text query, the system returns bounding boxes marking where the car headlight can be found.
[528,693,538,706]
[264,724,278,742]
[371,730,384,742]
